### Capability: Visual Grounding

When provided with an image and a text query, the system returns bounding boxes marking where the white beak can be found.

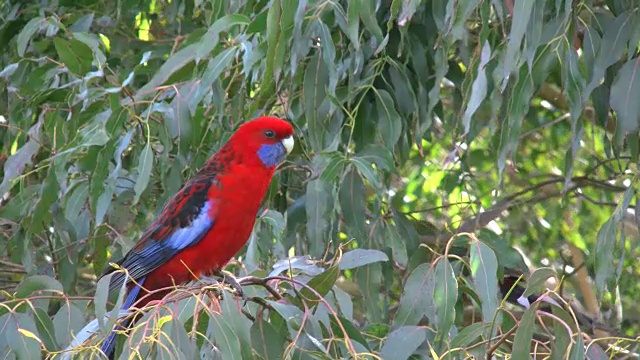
[281,135,294,154]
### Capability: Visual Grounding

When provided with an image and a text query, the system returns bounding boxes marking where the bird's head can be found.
[228,116,295,168]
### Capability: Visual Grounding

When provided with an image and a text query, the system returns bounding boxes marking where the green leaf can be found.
[398,0,421,26]
[0,120,42,195]
[355,261,384,323]
[522,267,557,298]
[64,181,89,224]
[190,46,238,113]
[609,57,640,143]
[28,169,59,234]
[568,333,585,359]
[329,316,371,351]
[374,89,402,150]
[2,313,42,360]
[511,304,538,360]
[379,326,427,360]
[462,41,491,135]
[470,239,499,323]
[451,0,482,39]
[356,145,395,172]
[304,53,330,151]
[132,44,198,101]
[551,306,573,360]
[498,66,534,177]
[339,249,389,270]
[501,0,535,88]
[250,318,286,360]
[33,307,57,351]
[52,302,84,349]
[317,21,336,81]
[346,0,361,46]
[17,17,44,57]
[385,222,408,267]
[393,263,435,327]
[450,322,491,348]
[339,168,367,240]
[358,0,383,42]
[319,152,347,182]
[594,184,635,294]
[93,272,123,332]
[53,37,94,75]
[305,177,333,258]
[352,156,384,195]
[434,258,457,338]
[388,64,417,116]
[196,14,250,62]
[14,275,63,298]
[73,32,107,66]
[133,142,154,205]
[265,0,286,80]
[208,310,243,359]
[298,264,340,304]
[584,13,634,104]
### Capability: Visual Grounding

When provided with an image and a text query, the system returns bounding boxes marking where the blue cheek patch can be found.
[257,143,286,167]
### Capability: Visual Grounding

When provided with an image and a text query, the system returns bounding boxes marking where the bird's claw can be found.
[212,270,246,304]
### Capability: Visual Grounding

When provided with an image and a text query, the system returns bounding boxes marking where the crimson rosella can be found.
[99,116,294,357]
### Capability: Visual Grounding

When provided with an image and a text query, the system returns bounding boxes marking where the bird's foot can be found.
[211,270,246,303]
[200,276,225,299]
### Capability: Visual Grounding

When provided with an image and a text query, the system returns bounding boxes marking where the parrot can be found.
[98,116,294,358]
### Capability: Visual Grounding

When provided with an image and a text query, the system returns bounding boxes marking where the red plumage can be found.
[100,116,294,357]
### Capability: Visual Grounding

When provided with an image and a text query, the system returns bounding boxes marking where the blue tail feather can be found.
[100,277,146,359]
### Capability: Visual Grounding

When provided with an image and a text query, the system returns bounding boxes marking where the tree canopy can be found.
[0,0,639,358]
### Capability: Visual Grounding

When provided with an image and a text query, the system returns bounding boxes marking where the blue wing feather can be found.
[103,175,219,293]
[100,277,147,357]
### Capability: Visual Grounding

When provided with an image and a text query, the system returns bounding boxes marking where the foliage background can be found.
[0,0,639,358]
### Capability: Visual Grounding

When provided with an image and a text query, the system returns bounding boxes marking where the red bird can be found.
[99,116,294,357]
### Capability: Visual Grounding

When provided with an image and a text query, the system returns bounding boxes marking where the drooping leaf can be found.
[433,258,457,338]
[462,41,491,135]
[17,17,44,56]
[511,304,538,360]
[0,120,42,195]
[522,267,557,298]
[339,168,367,241]
[250,317,286,360]
[393,263,436,328]
[14,275,63,298]
[470,239,499,324]
[53,37,94,75]
[374,89,402,150]
[297,264,340,305]
[133,142,154,205]
[609,57,640,143]
[339,249,389,270]
[501,0,535,89]
[379,326,427,360]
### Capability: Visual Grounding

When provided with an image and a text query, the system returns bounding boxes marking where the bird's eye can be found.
[264,130,275,138]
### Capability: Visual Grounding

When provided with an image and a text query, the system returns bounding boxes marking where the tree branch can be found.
[420,176,634,244]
